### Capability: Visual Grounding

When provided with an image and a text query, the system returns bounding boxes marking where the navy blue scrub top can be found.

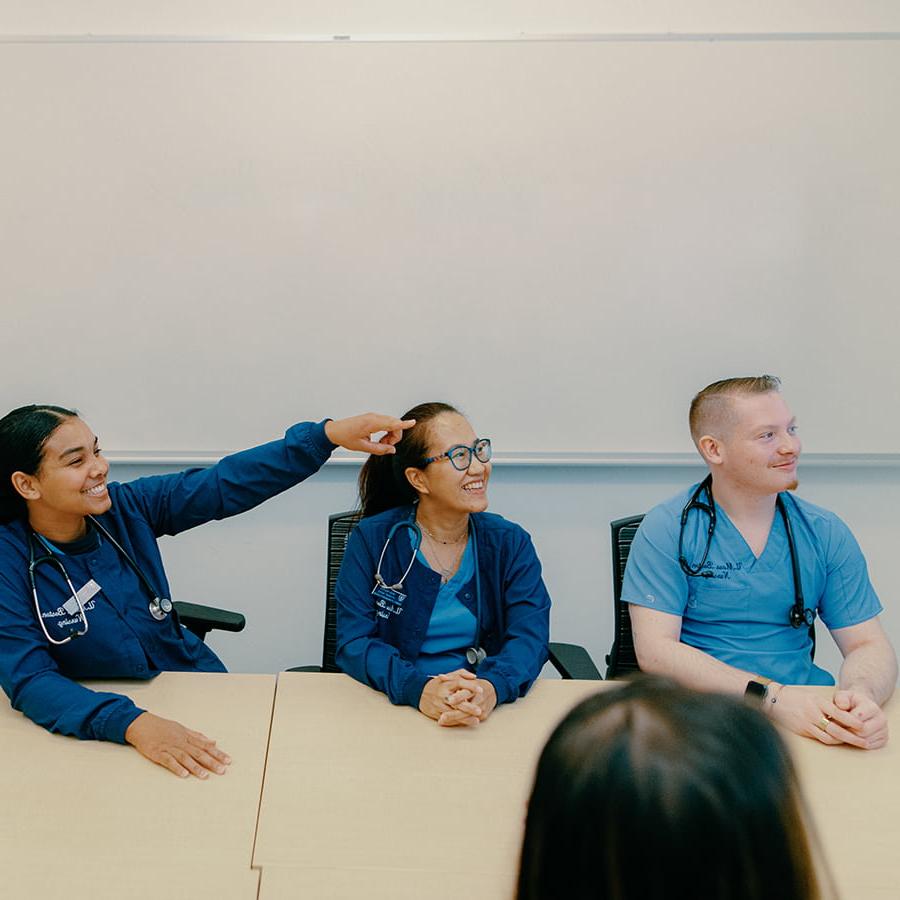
[0,420,335,742]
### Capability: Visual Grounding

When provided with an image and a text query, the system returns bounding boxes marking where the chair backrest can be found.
[605,514,645,680]
[322,510,364,672]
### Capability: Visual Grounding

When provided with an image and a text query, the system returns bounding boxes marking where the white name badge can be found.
[63,579,101,616]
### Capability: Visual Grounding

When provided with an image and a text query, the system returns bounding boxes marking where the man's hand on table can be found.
[832,688,889,749]
[767,685,887,750]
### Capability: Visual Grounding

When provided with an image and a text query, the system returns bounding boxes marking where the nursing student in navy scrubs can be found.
[335,402,551,726]
[0,404,412,777]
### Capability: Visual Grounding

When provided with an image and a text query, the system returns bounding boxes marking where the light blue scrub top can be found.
[622,484,882,685]
[410,531,477,676]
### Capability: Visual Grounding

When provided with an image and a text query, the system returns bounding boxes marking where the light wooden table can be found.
[253,674,602,899]
[6,867,260,900]
[5,672,897,899]
[0,672,275,899]
[255,674,899,900]
[784,696,900,900]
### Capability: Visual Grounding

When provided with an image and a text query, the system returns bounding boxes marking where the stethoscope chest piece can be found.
[149,596,174,621]
[29,516,175,642]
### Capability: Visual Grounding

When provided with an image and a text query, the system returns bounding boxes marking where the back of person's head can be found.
[0,404,78,524]
[517,676,824,900]
[358,401,459,517]
[689,375,782,446]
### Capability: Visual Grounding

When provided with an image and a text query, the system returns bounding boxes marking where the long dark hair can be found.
[0,404,78,524]
[358,402,459,518]
[517,676,824,900]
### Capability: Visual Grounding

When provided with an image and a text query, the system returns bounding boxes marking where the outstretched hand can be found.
[325,414,415,455]
[125,712,232,778]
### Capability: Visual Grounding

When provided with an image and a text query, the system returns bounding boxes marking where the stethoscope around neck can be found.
[678,475,815,632]
[373,515,486,668]
[28,515,173,645]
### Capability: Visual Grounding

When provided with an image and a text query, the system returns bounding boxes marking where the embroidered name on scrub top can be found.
[680,502,833,684]
[35,526,104,630]
[372,583,405,619]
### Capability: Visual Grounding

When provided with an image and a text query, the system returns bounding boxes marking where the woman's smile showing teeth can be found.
[463,480,485,492]
[82,482,107,497]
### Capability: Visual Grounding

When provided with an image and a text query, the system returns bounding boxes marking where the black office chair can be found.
[603,511,817,678]
[604,514,645,680]
[290,510,601,679]
[173,602,245,643]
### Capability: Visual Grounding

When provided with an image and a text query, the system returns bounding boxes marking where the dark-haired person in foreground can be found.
[334,402,550,726]
[517,677,830,900]
[0,404,413,776]
[623,376,896,748]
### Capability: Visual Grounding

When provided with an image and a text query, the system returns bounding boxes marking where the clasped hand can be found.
[771,686,888,750]
[419,670,497,727]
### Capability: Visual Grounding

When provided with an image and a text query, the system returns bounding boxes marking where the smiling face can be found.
[702,392,802,495]
[13,417,111,528]
[405,412,491,515]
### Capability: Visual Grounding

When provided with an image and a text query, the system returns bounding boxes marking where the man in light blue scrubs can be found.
[623,376,897,749]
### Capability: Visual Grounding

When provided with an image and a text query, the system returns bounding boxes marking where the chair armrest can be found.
[173,601,246,642]
[548,642,603,680]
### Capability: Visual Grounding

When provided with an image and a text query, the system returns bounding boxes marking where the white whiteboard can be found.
[1,38,898,454]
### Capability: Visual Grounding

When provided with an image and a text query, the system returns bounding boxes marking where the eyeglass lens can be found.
[448,439,492,470]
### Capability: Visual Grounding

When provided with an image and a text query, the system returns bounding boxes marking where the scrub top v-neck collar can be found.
[714,499,791,574]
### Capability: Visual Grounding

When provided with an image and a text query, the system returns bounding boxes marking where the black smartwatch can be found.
[744,680,768,704]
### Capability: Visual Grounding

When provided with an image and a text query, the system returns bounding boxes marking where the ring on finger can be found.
[818,714,832,731]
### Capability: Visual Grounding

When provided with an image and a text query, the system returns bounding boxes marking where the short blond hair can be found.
[689,376,781,444]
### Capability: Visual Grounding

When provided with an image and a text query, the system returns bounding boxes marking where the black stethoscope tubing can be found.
[678,475,815,631]
[374,515,485,667]
[29,515,173,644]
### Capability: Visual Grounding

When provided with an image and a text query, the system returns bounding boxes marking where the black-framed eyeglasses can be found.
[422,438,492,471]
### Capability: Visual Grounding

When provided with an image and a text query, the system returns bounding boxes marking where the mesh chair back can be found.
[323,510,364,672]
[605,514,645,679]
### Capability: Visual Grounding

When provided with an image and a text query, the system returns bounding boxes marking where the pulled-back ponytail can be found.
[358,402,458,518]
[0,404,78,524]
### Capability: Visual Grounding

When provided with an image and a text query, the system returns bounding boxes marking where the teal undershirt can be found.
[409,530,478,676]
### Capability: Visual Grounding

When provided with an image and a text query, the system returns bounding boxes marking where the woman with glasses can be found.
[335,402,551,727]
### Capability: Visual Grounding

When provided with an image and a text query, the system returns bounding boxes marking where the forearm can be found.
[14,673,144,742]
[635,634,757,696]
[838,640,898,706]
[127,421,335,536]
[478,634,548,703]
[335,636,428,707]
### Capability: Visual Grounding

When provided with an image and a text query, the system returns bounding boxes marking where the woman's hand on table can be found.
[125,712,232,778]
[419,670,497,727]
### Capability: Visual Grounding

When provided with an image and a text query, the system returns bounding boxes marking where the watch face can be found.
[745,680,767,702]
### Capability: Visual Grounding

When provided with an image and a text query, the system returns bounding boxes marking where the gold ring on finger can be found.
[819,714,832,731]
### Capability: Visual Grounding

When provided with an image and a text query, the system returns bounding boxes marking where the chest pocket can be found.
[687,579,751,623]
